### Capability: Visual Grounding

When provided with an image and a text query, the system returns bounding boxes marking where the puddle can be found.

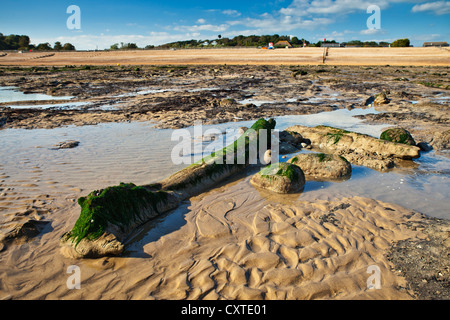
[0,86,73,103]
[114,87,222,98]
[3,101,91,110]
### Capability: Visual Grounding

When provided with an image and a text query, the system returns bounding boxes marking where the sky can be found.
[0,0,449,50]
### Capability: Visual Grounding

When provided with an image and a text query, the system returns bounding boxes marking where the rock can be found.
[287,153,352,180]
[287,125,420,160]
[374,92,389,105]
[250,162,305,194]
[380,128,416,146]
[263,149,272,164]
[1,219,50,244]
[220,98,236,107]
[431,130,450,151]
[286,125,420,172]
[238,127,248,135]
[52,140,80,149]
[417,142,433,152]
[279,130,304,155]
[279,130,303,146]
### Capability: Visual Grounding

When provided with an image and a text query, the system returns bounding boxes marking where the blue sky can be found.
[0,0,449,49]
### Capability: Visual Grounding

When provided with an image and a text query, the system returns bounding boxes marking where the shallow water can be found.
[4,101,91,110]
[0,107,448,231]
[0,86,73,103]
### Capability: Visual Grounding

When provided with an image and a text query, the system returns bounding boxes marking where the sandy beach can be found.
[0,58,449,300]
[0,47,449,67]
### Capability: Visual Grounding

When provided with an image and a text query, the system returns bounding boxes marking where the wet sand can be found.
[0,63,449,300]
[0,173,436,300]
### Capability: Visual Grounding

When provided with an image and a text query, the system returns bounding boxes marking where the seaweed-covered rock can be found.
[286,125,420,172]
[287,153,351,180]
[250,162,305,194]
[61,118,277,258]
[60,183,180,258]
[380,128,416,146]
[287,125,420,160]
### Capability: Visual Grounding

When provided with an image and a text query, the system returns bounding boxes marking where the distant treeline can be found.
[0,33,76,51]
[110,35,411,50]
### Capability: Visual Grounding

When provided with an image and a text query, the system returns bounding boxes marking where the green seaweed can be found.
[260,162,299,182]
[68,183,169,245]
[316,125,350,145]
[316,153,332,162]
[380,128,416,145]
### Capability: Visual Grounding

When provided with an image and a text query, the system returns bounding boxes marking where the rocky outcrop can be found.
[287,153,351,180]
[250,162,305,194]
[60,118,276,258]
[286,125,420,171]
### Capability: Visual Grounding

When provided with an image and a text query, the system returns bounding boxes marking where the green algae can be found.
[316,125,351,145]
[260,162,300,182]
[380,128,416,146]
[68,183,170,245]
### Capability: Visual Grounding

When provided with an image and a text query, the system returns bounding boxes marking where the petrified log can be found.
[287,125,420,160]
[286,125,420,172]
[60,118,276,258]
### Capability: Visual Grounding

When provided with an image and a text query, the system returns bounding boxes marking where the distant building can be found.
[274,40,293,48]
[423,42,449,47]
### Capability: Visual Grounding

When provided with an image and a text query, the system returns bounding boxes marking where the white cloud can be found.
[173,24,229,33]
[197,18,207,24]
[360,28,388,35]
[411,1,450,15]
[222,9,241,17]
[31,32,202,50]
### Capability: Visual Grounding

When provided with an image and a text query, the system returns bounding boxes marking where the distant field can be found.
[0,47,449,66]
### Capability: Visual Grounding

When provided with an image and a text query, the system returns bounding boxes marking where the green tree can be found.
[18,36,30,49]
[62,43,76,51]
[54,41,63,50]
[36,42,52,51]
[391,38,410,47]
